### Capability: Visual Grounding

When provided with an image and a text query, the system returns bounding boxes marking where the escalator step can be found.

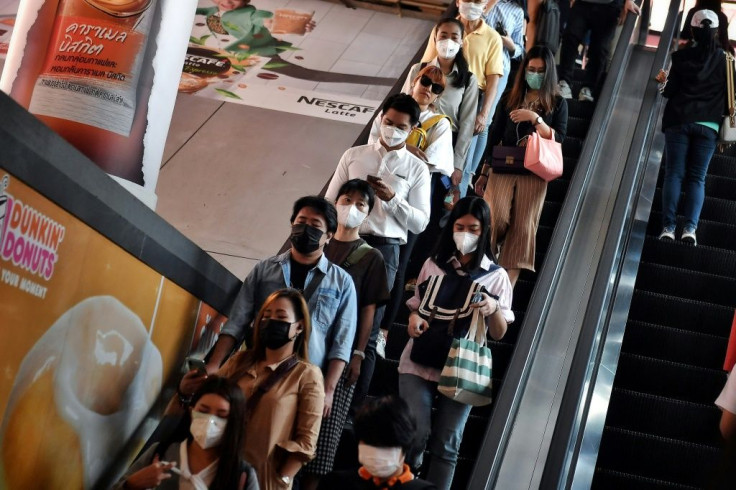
[563,157,579,179]
[614,352,726,405]
[606,388,723,445]
[488,340,514,380]
[646,215,736,251]
[634,262,736,307]
[622,320,727,370]
[567,116,591,140]
[540,200,562,228]
[536,225,555,255]
[562,136,584,159]
[655,173,736,201]
[641,237,736,277]
[650,192,736,227]
[546,177,571,202]
[629,290,733,337]
[708,154,736,179]
[511,279,535,310]
[567,99,596,120]
[592,468,702,490]
[595,426,721,487]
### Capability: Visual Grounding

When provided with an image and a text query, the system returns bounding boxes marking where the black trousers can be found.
[558,1,620,91]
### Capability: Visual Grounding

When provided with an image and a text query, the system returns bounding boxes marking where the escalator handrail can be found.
[467,6,644,489]
[538,0,683,487]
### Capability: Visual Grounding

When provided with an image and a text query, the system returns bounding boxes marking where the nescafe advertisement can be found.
[183,46,231,78]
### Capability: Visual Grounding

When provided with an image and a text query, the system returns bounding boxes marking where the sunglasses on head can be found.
[419,75,444,95]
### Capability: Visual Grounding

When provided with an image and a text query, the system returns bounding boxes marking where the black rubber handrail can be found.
[466,4,645,489]
[538,0,682,486]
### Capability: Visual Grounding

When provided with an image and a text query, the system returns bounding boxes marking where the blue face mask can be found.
[525,71,544,90]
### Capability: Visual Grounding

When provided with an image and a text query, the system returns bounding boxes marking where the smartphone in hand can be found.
[186,356,207,374]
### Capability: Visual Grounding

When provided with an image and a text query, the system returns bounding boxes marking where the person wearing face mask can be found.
[183,290,325,490]
[323,180,389,417]
[116,376,259,490]
[203,196,357,431]
[475,46,568,288]
[421,1,504,199]
[399,197,513,490]
[325,94,431,362]
[402,18,479,192]
[299,181,390,488]
[317,396,436,490]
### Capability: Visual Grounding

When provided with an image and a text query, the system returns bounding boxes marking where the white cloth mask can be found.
[337,204,368,229]
[358,443,404,479]
[453,231,479,255]
[190,411,227,449]
[458,1,486,21]
[436,39,461,59]
[380,124,410,147]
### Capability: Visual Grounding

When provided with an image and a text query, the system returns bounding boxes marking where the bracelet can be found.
[480,163,491,177]
[352,349,366,359]
[177,388,193,407]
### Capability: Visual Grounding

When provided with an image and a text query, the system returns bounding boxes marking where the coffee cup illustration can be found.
[270,9,314,35]
[84,0,153,17]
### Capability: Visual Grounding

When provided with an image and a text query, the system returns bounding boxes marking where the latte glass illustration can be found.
[270,9,314,35]
[84,0,152,16]
[0,296,162,489]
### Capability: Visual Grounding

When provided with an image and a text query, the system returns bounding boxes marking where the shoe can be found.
[658,226,675,241]
[579,87,594,102]
[681,227,697,246]
[376,329,387,359]
[559,80,572,99]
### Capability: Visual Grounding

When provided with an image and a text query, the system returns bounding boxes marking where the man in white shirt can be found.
[325,93,431,369]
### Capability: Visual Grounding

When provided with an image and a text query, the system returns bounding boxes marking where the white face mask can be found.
[453,231,479,255]
[380,124,410,148]
[336,203,368,229]
[358,443,404,479]
[436,39,461,59]
[458,1,486,21]
[190,411,227,449]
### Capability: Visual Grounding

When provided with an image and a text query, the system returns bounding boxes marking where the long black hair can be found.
[431,196,495,271]
[190,376,247,490]
[506,45,559,114]
[434,17,471,89]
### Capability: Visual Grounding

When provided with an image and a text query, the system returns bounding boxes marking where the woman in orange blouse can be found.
[180,289,325,490]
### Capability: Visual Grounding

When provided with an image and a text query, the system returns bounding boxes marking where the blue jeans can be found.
[398,373,472,490]
[662,123,718,230]
[460,71,509,197]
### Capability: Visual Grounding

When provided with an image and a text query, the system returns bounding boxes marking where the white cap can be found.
[691,9,719,28]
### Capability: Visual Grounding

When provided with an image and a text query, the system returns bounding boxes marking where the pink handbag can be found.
[524,129,563,182]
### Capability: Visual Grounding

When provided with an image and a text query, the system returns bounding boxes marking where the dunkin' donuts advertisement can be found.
[178,0,434,124]
[0,170,225,489]
[0,1,19,59]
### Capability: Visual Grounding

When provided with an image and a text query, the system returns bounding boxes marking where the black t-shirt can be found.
[324,238,390,309]
[289,256,312,291]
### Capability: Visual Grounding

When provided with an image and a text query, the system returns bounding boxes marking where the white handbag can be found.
[719,53,736,143]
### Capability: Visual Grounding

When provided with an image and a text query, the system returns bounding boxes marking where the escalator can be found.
[591,146,736,488]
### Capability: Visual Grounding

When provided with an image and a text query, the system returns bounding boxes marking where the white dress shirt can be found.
[368,109,455,177]
[325,141,431,244]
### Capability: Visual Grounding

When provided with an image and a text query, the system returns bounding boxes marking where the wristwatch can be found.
[280,475,291,485]
[534,115,544,126]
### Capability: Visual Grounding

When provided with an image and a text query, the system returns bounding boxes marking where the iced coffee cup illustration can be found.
[270,9,315,36]
[0,296,162,489]
[84,0,153,17]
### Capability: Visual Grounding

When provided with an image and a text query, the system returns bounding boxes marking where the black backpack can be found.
[536,0,561,54]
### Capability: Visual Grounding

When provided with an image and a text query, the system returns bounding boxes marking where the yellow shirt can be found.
[422,20,503,91]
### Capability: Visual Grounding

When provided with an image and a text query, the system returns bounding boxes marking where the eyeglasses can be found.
[419,75,444,95]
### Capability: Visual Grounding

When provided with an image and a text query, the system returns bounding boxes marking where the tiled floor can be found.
[155,1,433,279]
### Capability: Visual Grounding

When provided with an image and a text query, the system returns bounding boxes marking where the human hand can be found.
[474,113,488,134]
[305,20,316,32]
[323,389,334,418]
[451,168,463,186]
[368,178,396,201]
[470,293,499,317]
[655,69,668,84]
[474,174,488,196]
[620,0,640,24]
[124,455,176,490]
[406,145,429,163]
[407,312,428,338]
[510,109,537,124]
[346,355,362,385]
[179,369,208,397]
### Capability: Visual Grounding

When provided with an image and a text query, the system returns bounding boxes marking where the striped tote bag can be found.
[438,309,493,406]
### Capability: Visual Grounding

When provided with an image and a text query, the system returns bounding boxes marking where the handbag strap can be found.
[726,53,735,122]
[246,355,299,415]
[302,268,326,303]
[464,307,487,347]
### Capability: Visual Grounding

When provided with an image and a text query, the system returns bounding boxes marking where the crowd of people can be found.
[116,0,736,488]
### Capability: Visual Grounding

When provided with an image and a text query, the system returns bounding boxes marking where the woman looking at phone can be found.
[398,196,513,490]
[179,289,325,490]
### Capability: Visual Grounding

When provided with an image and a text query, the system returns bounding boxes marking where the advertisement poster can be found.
[179,0,433,125]
[0,170,223,489]
[0,0,19,59]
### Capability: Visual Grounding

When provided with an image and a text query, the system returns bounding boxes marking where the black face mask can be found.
[290,223,324,254]
[260,319,295,350]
